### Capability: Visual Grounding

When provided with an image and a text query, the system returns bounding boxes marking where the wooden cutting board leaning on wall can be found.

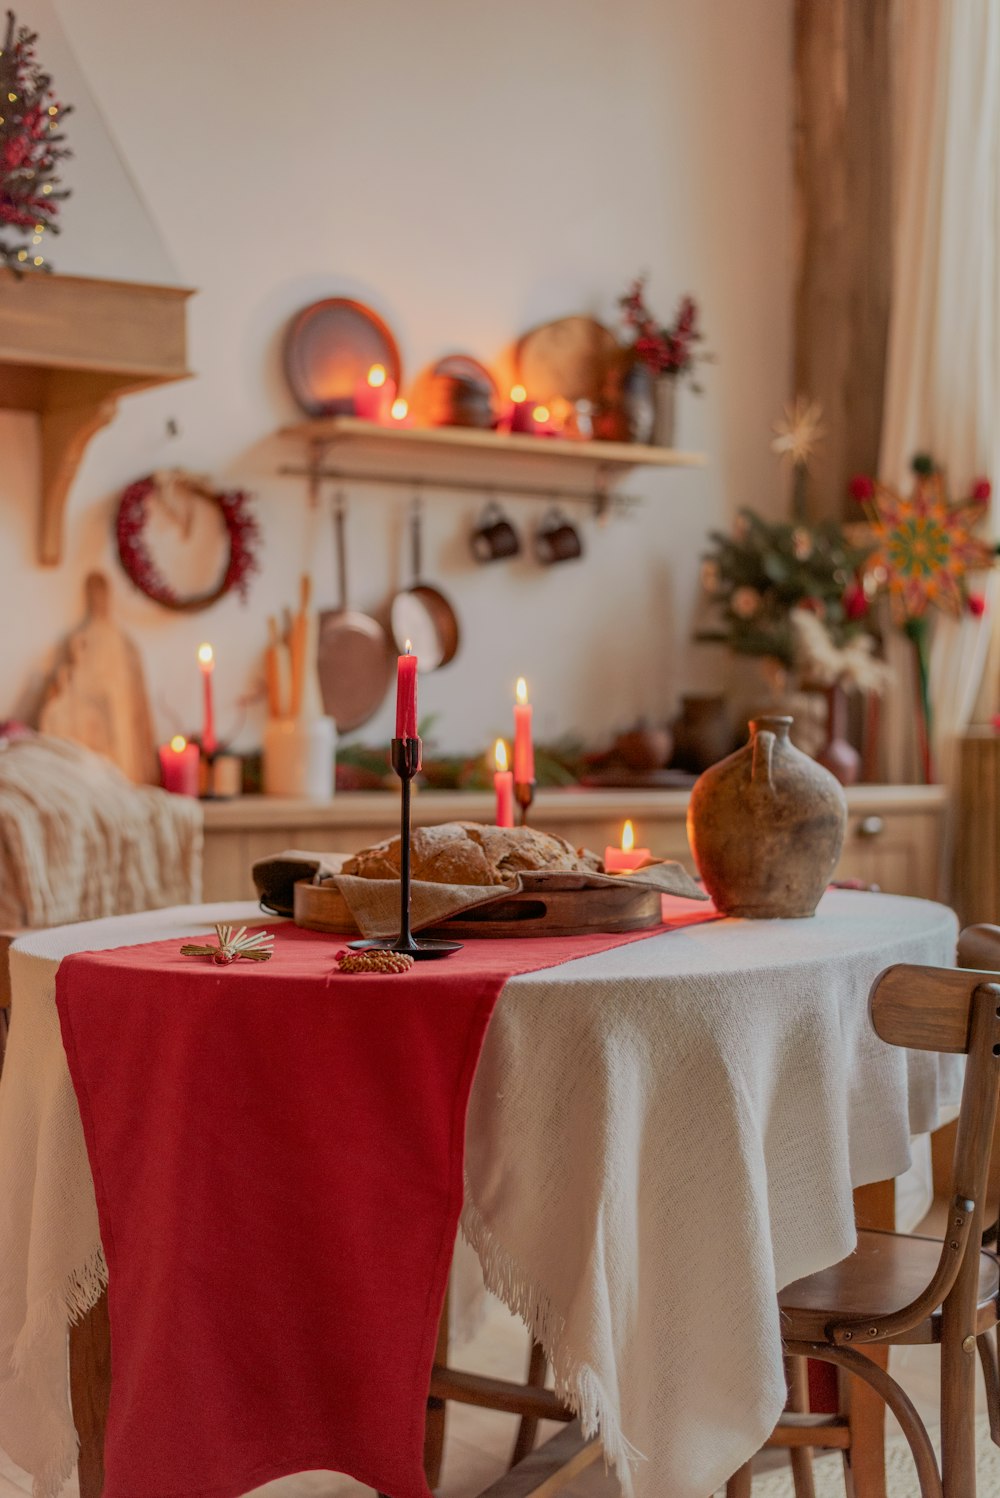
[39,572,158,785]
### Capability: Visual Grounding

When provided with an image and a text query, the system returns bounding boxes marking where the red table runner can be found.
[56,900,716,1498]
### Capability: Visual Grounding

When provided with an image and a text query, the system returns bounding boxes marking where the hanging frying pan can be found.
[317,493,392,731]
[389,498,460,671]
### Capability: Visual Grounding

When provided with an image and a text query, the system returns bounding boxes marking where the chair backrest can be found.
[871,964,1000,1210]
[827,960,1000,1345]
[958,922,1000,974]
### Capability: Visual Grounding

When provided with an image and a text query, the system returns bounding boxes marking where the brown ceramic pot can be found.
[687,715,847,918]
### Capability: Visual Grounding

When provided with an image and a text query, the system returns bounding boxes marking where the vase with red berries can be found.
[619,277,708,447]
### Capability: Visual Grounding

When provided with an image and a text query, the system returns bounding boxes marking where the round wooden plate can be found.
[284,298,402,417]
[294,879,662,938]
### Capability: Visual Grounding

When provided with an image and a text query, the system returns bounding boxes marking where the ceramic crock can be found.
[687,715,847,918]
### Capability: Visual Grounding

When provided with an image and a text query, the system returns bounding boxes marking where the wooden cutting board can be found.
[515,315,621,404]
[294,879,663,938]
[39,571,158,784]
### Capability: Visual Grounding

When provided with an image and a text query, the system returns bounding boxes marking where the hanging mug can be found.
[534,507,583,566]
[470,501,521,564]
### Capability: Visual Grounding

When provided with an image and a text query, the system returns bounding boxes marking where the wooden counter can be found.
[202,784,949,903]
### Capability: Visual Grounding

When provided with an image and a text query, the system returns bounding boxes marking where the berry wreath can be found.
[115,472,261,612]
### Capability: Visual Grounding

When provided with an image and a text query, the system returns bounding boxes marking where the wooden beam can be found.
[794,0,893,518]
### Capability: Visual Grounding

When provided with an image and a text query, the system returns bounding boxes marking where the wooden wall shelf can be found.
[0,271,194,564]
[280,416,706,507]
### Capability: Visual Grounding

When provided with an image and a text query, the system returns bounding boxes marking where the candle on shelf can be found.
[513,676,534,783]
[604,819,652,873]
[158,735,200,797]
[494,739,514,828]
[390,396,412,427]
[531,403,557,437]
[197,643,217,757]
[508,384,534,434]
[396,640,418,739]
[354,363,397,423]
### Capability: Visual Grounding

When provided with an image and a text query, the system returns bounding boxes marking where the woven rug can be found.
[732,1415,998,1496]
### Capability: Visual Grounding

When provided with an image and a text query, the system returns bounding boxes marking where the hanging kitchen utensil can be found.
[389,498,460,671]
[316,493,392,731]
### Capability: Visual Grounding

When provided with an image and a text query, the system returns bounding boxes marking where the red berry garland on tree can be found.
[0,9,71,272]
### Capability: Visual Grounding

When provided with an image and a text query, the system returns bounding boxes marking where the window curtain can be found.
[878,0,1000,788]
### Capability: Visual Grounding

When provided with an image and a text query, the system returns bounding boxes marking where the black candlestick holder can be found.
[348,737,463,960]
[514,780,535,825]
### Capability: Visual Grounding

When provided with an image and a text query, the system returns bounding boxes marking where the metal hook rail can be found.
[279,463,639,516]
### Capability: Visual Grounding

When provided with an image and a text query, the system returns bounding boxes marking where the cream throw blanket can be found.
[0,735,202,929]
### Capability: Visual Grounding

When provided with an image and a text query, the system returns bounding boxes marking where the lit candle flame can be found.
[404,639,412,655]
[197,643,214,668]
[621,819,635,853]
[494,739,509,773]
[532,405,550,423]
[367,363,387,389]
[390,397,408,420]
[516,677,528,705]
[170,735,187,753]
[510,384,527,403]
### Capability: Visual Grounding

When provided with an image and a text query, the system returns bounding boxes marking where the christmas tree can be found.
[0,9,71,271]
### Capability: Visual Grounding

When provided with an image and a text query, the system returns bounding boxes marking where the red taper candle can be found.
[513,676,534,782]
[396,642,418,738]
[494,739,514,827]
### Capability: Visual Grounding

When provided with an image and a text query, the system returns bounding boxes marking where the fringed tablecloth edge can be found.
[460,1190,645,1498]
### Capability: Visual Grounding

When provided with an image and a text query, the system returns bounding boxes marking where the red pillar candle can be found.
[603,819,652,873]
[513,676,534,782]
[494,739,514,827]
[396,642,418,738]
[507,384,534,434]
[355,363,397,423]
[198,643,217,757]
[158,735,200,796]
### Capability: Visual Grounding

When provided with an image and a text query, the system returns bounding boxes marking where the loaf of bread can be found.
[341,821,602,887]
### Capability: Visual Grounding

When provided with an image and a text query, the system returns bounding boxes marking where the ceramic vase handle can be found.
[751,728,776,791]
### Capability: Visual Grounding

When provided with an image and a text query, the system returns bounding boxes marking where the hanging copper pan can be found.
[389,499,460,671]
[316,493,392,731]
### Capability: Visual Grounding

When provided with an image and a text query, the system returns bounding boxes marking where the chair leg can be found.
[940,1310,978,1496]
[424,1286,450,1488]
[726,1462,753,1498]
[510,1340,549,1468]
[977,1330,1000,1446]
[786,1342,942,1498]
[785,1356,817,1498]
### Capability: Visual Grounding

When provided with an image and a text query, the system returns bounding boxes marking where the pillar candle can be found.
[159,735,200,797]
[355,364,397,423]
[494,739,514,828]
[513,677,534,783]
[603,819,652,873]
[507,385,534,434]
[198,644,217,756]
[396,643,418,738]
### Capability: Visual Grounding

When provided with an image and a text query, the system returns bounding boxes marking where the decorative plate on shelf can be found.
[283,298,402,417]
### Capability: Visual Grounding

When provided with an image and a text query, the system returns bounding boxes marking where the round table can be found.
[0,890,961,1498]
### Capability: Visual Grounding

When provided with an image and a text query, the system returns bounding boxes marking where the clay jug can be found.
[687,715,847,918]
[670,695,734,773]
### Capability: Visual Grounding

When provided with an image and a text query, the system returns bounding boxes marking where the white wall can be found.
[1,0,792,758]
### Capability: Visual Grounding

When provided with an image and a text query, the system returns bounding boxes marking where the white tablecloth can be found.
[0,892,962,1498]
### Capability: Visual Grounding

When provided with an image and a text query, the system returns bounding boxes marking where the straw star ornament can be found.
[180,924,275,965]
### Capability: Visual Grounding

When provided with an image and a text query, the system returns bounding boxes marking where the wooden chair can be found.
[726,956,1000,1497]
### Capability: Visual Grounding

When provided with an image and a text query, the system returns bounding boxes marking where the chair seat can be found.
[778,1229,1000,1345]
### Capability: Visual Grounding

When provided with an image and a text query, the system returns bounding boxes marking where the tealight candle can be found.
[604,819,652,873]
[198,643,216,757]
[158,735,200,797]
[494,739,514,828]
[390,396,413,427]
